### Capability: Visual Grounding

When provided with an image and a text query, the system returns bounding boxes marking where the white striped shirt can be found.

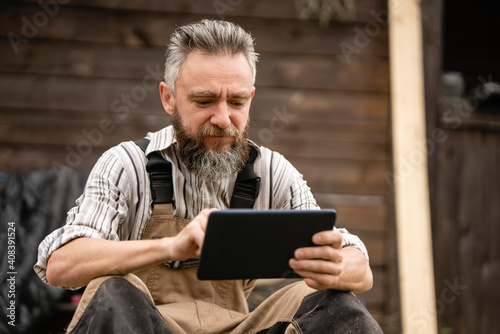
[35,126,368,286]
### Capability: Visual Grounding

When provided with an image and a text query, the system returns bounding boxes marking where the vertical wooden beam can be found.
[388,1,438,333]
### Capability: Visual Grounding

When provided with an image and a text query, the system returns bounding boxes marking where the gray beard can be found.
[192,146,243,182]
[171,108,250,182]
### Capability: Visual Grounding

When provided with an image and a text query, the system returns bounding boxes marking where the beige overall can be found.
[67,204,316,334]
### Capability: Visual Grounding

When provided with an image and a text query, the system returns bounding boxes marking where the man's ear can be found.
[159,82,175,116]
[246,86,256,108]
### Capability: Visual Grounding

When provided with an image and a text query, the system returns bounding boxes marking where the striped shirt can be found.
[35,125,368,286]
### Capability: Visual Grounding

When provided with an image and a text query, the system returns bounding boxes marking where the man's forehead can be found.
[179,52,252,79]
[187,89,252,99]
[175,52,254,98]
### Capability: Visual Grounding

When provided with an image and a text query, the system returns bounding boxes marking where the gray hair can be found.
[164,19,258,94]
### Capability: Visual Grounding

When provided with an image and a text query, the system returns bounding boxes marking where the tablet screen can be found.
[197,209,336,280]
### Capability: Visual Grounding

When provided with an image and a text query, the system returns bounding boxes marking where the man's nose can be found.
[210,102,231,129]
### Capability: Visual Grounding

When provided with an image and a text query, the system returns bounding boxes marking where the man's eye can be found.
[231,101,245,108]
[195,100,212,107]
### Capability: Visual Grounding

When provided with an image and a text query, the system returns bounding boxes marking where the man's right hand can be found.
[161,208,215,261]
[46,208,216,288]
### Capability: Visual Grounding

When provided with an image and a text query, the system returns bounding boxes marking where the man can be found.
[35,19,382,333]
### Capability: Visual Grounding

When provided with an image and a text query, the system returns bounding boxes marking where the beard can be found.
[171,107,250,181]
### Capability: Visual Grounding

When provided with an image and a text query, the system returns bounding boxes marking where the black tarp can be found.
[0,167,87,333]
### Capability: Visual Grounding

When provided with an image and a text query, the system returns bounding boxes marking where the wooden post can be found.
[388,1,438,333]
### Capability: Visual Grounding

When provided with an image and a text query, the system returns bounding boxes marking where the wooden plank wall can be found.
[424,0,500,333]
[0,0,396,330]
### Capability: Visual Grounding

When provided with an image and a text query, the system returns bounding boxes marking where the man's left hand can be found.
[289,230,373,293]
[289,230,344,290]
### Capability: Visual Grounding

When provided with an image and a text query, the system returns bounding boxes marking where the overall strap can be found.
[134,138,174,207]
[230,146,261,208]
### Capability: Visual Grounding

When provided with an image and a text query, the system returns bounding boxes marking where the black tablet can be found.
[197,209,336,280]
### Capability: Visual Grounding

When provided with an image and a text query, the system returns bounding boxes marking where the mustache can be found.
[198,126,240,138]
[198,126,239,139]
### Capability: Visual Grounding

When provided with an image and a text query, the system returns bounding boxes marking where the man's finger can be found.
[289,258,341,275]
[192,208,218,232]
[294,245,343,264]
[312,230,343,249]
[292,269,340,290]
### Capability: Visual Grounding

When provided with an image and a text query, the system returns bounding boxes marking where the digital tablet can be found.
[197,209,336,280]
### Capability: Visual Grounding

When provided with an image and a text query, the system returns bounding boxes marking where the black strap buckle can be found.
[147,152,174,205]
[163,259,200,269]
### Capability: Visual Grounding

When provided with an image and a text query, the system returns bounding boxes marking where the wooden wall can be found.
[424,0,500,332]
[0,0,396,331]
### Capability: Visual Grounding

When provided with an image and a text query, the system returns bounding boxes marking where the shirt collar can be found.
[144,125,177,156]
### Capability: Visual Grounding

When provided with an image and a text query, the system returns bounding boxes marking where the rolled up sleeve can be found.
[34,223,107,287]
[34,149,131,288]
[336,227,370,261]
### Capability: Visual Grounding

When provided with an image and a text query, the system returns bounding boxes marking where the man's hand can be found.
[162,208,216,261]
[289,230,373,293]
[47,208,217,288]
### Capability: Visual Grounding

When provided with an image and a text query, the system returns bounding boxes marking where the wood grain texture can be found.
[389,0,437,333]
